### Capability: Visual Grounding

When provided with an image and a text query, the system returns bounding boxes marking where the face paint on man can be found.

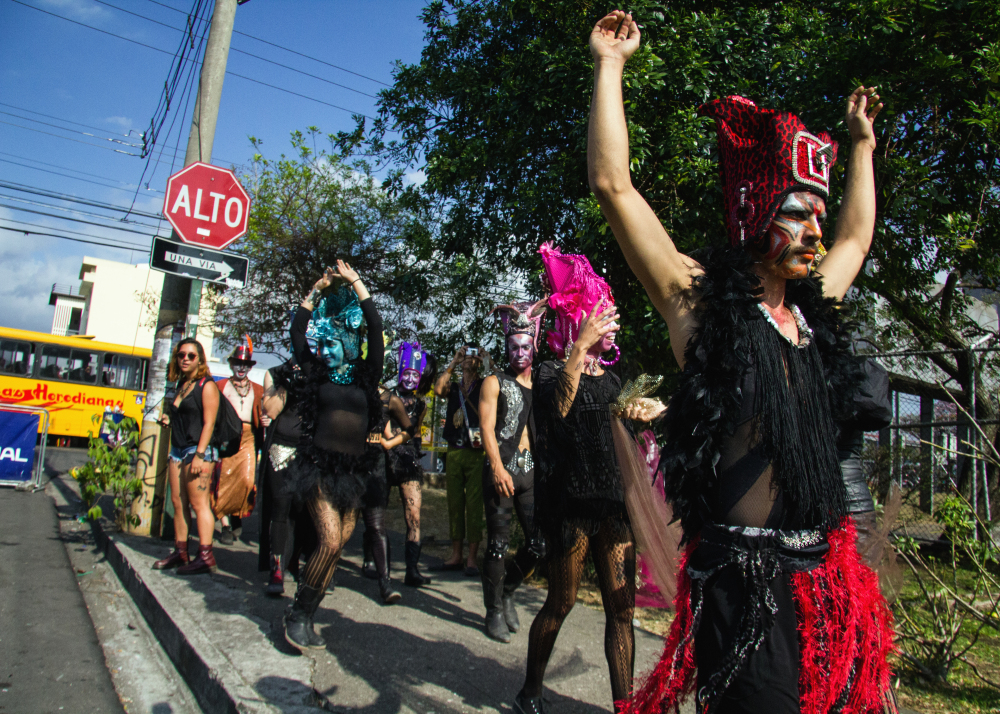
[759,191,827,279]
[231,362,251,380]
[507,333,535,372]
[399,368,421,392]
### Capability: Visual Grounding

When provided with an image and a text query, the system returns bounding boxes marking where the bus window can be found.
[39,345,99,384]
[0,339,33,375]
[103,354,144,390]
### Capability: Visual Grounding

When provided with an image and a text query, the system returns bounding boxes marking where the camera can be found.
[466,347,479,357]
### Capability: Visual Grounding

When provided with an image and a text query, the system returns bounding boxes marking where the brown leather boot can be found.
[177,543,217,575]
[152,541,189,570]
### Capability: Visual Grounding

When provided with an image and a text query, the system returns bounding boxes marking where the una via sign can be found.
[165,250,237,278]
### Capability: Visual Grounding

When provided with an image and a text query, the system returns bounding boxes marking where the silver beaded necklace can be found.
[756,303,812,348]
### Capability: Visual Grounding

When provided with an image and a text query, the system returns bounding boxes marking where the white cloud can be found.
[404,170,427,187]
[39,0,108,21]
[105,116,133,133]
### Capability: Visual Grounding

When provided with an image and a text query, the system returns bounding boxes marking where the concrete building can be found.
[48,256,219,357]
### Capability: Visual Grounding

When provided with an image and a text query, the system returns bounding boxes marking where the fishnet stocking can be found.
[301,490,358,591]
[523,518,636,705]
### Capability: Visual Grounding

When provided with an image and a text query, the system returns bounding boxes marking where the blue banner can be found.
[0,410,39,484]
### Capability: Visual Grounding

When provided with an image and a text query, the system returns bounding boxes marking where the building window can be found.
[67,307,82,335]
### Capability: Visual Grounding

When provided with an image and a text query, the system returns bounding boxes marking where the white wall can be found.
[79,257,164,349]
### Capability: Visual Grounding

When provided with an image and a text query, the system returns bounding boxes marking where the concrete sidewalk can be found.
[80,473,681,713]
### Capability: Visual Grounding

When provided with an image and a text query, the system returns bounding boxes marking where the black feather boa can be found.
[661,245,864,543]
[273,357,383,510]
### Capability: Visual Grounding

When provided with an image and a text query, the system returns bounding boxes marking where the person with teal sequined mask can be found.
[278,260,386,651]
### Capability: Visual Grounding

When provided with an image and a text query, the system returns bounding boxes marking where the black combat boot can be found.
[284,584,326,650]
[404,541,432,587]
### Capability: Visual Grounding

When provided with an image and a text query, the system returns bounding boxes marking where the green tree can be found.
[214,129,500,367]
[345,0,1000,492]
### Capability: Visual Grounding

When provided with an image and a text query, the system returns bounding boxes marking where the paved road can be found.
[0,484,124,714]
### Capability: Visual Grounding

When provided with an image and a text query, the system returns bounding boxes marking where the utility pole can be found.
[130,0,240,536]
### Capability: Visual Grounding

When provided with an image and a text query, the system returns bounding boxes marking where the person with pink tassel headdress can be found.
[512,242,665,714]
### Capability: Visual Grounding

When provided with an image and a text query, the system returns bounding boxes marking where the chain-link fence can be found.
[859,346,1000,541]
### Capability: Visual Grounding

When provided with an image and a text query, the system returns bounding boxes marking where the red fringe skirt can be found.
[623,519,896,714]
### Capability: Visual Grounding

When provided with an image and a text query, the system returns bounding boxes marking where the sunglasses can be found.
[177,351,199,361]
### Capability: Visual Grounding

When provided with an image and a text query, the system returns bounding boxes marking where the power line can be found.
[0,223,152,254]
[0,194,163,229]
[140,0,392,87]
[0,119,141,156]
[0,202,168,238]
[0,157,160,195]
[93,0,378,99]
[0,152,163,193]
[0,181,163,220]
[0,109,143,148]
[10,0,377,120]
[0,217,152,248]
[0,102,140,140]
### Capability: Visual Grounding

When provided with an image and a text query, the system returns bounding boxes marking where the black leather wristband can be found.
[195,450,206,460]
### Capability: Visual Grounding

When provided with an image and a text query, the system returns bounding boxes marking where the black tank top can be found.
[168,378,211,450]
[493,371,533,465]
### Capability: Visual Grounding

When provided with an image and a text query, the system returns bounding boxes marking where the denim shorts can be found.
[169,444,219,464]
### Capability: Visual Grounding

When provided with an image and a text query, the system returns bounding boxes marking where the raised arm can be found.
[434,347,466,397]
[815,87,882,299]
[588,11,703,365]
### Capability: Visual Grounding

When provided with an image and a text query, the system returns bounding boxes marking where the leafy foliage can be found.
[214,130,516,367]
[70,414,142,527]
[895,495,1000,686]
[342,0,999,381]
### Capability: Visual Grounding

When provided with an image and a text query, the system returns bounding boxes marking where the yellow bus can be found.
[0,327,151,443]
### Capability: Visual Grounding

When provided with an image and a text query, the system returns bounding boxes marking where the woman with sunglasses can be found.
[153,338,221,575]
[279,260,385,650]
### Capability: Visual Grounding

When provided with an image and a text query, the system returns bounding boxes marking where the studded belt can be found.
[505,449,533,474]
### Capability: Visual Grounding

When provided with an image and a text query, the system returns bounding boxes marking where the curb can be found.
[88,518,248,714]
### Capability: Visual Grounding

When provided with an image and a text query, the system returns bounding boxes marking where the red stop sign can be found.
[162,162,250,250]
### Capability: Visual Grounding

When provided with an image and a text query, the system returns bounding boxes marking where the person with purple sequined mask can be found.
[478,298,549,643]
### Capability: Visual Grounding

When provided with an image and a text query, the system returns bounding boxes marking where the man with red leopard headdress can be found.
[588,10,895,714]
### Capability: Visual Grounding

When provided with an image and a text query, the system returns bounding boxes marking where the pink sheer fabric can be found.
[539,242,615,359]
[613,419,682,608]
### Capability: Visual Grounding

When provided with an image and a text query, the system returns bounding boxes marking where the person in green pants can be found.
[433,344,489,576]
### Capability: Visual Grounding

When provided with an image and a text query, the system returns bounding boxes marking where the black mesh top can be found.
[290,300,383,457]
[378,388,414,437]
[534,360,624,534]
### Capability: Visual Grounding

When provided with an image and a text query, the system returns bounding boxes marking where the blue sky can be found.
[0,0,427,339]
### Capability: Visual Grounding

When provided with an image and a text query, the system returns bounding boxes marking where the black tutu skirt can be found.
[284,442,384,512]
[386,442,424,486]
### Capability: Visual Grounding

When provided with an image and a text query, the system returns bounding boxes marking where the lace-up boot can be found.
[177,544,217,575]
[152,541,189,570]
